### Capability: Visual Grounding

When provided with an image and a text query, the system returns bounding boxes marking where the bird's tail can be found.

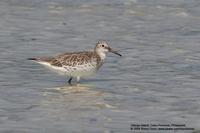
[27,58,38,61]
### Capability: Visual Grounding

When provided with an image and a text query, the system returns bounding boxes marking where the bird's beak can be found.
[107,47,122,56]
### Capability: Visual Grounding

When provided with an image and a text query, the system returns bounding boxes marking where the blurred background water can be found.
[0,0,200,133]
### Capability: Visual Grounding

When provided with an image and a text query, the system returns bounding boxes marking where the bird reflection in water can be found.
[41,84,115,109]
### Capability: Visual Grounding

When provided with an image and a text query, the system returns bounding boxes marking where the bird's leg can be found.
[68,77,73,85]
[76,76,80,83]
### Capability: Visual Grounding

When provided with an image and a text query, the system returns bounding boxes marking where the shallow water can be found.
[0,0,200,133]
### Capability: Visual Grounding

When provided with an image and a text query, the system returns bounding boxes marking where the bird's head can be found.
[95,41,122,59]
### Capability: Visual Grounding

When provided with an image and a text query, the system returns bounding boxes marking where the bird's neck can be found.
[96,51,106,60]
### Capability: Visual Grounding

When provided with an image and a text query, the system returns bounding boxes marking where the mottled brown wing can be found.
[56,52,100,67]
[38,57,63,67]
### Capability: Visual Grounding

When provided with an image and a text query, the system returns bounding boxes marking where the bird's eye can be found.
[102,45,104,47]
